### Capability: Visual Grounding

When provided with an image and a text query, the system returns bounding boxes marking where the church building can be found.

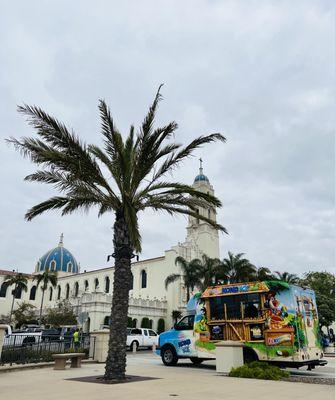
[0,165,221,332]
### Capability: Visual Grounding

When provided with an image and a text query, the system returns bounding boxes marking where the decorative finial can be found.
[199,158,203,175]
[59,233,64,247]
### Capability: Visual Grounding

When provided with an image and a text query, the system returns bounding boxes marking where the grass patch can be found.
[229,361,290,381]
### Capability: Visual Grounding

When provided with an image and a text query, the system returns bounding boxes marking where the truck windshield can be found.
[209,293,261,320]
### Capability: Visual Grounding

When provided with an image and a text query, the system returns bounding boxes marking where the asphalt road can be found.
[128,350,335,379]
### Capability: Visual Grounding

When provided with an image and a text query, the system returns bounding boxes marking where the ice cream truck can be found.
[158,281,327,368]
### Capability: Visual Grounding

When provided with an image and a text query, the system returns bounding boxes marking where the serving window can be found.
[209,293,262,321]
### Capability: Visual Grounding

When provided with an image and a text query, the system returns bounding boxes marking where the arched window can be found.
[149,319,153,329]
[105,277,110,293]
[94,278,99,290]
[84,280,89,291]
[67,262,72,273]
[130,273,133,290]
[0,282,9,298]
[29,285,37,300]
[196,208,200,224]
[65,284,70,299]
[141,270,147,289]
[74,282,79,297]
[57,285,61,300]
[104,316,111,326]
[50,260,56,271]
[132,318,137,328]
[49,287,53,301]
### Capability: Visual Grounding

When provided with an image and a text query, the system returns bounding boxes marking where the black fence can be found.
[1,334,94,366]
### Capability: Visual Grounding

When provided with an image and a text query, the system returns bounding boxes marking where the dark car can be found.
[41,328,61,342]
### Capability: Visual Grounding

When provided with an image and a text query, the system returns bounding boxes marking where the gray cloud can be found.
[0,0,334,276]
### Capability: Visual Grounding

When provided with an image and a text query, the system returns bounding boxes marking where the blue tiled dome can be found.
[194,159,210,183]
[36,234,79,274]
[194,174,209,183]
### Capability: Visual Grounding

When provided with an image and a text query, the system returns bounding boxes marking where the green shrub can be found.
[229,361,289,381]
[141,317,150,328]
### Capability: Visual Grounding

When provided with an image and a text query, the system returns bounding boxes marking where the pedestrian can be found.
[73,328,80,350]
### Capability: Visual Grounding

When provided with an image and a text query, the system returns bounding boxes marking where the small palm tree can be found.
[165,256,203,301]
[197,255,226,290]
[3,273,28,324]
[222,251,256,283]
[274,271,299,284]
[34,268,58,323]
[9,86,226,381]
[256,267,275,281]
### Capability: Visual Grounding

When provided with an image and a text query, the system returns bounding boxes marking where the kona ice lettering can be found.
[178,339,191,353]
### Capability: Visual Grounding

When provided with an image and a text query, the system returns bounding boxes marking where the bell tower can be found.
[184,159,220,259]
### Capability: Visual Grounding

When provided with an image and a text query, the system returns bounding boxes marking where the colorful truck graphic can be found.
[158,281,327,368]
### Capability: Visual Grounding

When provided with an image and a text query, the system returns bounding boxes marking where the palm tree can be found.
[274,271,299,284]
[222,251,256,283]
[256,267,274,281]
[9,86,226,381]
[196,255,226,290]
[3,273,28,325]
[165,256,203,301]
[34,268,58,323]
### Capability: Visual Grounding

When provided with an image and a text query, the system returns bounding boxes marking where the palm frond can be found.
[165,273,181,289]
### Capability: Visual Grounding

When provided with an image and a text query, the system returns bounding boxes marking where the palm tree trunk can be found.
[186,286,190,302]
[9,289,16,325]
[39,289,45,324]
[104,210,133,381]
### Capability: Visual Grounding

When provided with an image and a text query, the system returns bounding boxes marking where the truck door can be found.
[142,329,150,346]
[148,329,158,346]
[173,315,197,357]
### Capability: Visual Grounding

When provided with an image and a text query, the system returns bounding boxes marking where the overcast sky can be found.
[1,1,334,276]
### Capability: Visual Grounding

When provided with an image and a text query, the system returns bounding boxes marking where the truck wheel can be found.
[130,341,139,351]
[190,357,203,365]
[161,346,178,366]
[243,347,258,364]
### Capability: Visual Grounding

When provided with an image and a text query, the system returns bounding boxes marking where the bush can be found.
[141,317,150,328]
[229,361,289,381]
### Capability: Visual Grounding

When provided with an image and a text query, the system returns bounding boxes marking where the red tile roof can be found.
[0,269,32,277]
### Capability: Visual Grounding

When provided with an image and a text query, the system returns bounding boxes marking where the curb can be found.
[0,359,97,373]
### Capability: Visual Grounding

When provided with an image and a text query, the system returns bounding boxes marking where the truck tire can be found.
[130,341,139,351]
[243,347,258,364]
[190,357,203,365]
[161,345,178,366]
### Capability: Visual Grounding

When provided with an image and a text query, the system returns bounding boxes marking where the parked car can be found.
[41,328,61,342]
[2,324,42,348]
[126,328,158,350]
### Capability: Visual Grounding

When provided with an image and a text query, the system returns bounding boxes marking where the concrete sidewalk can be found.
[0,357,334,400]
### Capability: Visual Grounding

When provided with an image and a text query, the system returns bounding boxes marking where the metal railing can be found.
[1,334,94,366]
